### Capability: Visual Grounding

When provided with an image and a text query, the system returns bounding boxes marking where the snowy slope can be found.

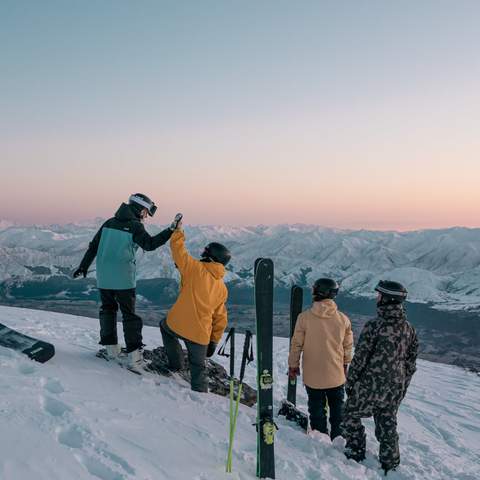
[2,223,480,311]
[1,306,479,480]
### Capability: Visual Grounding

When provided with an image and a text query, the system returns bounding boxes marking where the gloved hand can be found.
[345,383,354,397]
[288,367,300,380]
[206,341,217,358]
[73,267,87,279]
[170,213,183,230]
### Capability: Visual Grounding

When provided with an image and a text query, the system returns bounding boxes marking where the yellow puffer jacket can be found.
[166,230,228,345]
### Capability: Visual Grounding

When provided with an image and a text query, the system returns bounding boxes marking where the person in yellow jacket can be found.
[288,278,353,439]
[160,219,230,392]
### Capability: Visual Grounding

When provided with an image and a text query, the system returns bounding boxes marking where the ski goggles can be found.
[129,195,157,217]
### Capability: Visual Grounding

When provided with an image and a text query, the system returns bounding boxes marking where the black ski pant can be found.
[159,319,208,393]
[99,288,142,353]
[305,384,345,440]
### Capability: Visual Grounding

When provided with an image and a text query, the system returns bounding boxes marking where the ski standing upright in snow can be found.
[278,285,309,431]
[287,285,303,404]
[255,258,276,479]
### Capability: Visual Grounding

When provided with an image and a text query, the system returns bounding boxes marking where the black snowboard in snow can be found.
[97,346,257,407]
[287,285,303,405]
[255,258,276,479]
[0,322,55,363]
[278,400,308,431]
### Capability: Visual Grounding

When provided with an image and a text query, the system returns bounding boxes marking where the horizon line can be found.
[1,218,479,235]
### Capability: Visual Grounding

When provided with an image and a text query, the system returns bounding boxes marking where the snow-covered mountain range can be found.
[1,306,479,479]
[1,221,480,311]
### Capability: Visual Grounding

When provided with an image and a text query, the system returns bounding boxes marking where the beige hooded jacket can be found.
[288,299,353,389]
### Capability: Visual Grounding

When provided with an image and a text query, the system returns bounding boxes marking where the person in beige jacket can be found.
[288,278,353,439]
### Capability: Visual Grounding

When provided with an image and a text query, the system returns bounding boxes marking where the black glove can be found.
[345,383,354,397]
[73,267,87,279]
[206,342,217,358]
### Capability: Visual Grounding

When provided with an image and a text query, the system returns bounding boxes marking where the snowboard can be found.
[287,285,303,405]
[0,322,55,363]
[278,400,309,431]
[278,285,309,431]
[255,258,276,479]
[97,346,257,407]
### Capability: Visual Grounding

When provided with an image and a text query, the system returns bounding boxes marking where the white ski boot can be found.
[128,348,148,374]
[105,344,122,360]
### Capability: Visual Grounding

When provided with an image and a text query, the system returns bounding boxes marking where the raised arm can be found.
[132,222,173,251]
[170,229,195,274]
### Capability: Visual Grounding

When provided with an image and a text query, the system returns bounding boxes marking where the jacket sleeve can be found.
[211,292,228,344]
[288,314,306,369]
[403,328,419,395]
[132,223,173,251]
[79,225,103,272]
[343,314,354,364]
[347,320,377,388]
[170,229,195,275]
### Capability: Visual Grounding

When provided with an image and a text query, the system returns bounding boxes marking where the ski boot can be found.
[128,348,149,374]
[344,447,366,463]
[105,344,122,360]
[381,460,399,476]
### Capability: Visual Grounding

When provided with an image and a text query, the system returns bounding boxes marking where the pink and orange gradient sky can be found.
[1,1,479,230]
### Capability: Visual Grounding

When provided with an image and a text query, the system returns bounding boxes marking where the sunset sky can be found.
[1,1,479,230]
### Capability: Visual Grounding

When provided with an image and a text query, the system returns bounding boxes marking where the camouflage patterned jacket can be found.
[345,303,418,416]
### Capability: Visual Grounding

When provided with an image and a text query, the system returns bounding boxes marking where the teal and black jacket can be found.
[79,203,173,290]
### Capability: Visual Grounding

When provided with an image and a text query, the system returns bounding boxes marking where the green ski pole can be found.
[227,330,253,472]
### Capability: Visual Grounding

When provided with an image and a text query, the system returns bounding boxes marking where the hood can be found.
[115,203,140,221]
[202,261,226,280]
[377,303,406,323]
[311,299,338,318]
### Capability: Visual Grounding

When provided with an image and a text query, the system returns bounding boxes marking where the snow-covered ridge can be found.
[0,306,479,479]
[2,222,480,311]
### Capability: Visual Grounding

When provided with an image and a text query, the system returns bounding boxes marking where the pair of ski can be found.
[218,327,254,473]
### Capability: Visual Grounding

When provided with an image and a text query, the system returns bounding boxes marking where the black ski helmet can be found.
[129,193,157,217]
[201,242,231,266]
[375,280,408,305]
[312,278,339,300]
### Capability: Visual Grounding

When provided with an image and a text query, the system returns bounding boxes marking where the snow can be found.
[1,306,479,480]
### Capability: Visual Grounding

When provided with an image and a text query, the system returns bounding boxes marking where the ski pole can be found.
[227,330,254,472]
[218,328,236,473]
[227,329,235,472]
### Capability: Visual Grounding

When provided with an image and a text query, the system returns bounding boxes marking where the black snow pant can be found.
[159,319,208,393]
[99,288,143,353]
[342,408,400,469]
[305,384,345,440]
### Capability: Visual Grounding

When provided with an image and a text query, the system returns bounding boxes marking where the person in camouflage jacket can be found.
[342,280,418,475]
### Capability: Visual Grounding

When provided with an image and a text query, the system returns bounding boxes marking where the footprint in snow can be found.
[40,395,71,417]
[18,362,36,375]
[40,377,65,394]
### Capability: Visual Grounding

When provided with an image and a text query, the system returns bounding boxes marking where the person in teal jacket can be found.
[74,193,175,370]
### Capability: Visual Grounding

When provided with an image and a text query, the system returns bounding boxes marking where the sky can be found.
[1,0,479,230]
